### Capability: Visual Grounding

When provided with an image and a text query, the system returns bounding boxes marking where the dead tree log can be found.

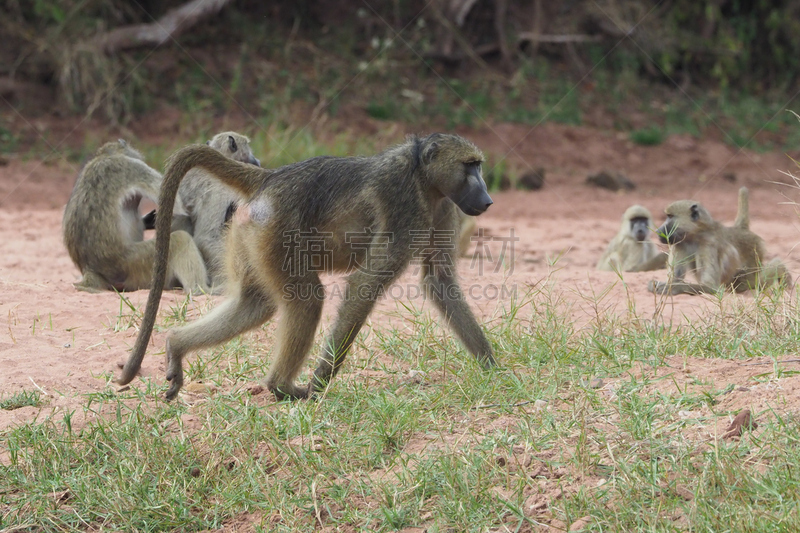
[93,0,234,53]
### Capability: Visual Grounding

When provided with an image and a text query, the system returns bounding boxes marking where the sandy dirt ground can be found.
[2,121,800,431]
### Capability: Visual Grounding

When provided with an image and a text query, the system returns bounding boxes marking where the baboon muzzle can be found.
[452,165,493,216]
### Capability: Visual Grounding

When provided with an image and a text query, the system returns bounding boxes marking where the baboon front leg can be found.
[309,272,393,396]
[628,252,668,272]
[74,271,111,293]
[124,235,208,294]
[422,260,496,368]
[265,280,325,401]
[166,230,209,294]
[164,288,277,400]
[647,280,714,295]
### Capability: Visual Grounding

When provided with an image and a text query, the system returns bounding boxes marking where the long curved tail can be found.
[734,187,749,230]
[117,145,271,386]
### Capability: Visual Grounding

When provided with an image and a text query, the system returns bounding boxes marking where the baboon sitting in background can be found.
[62,140,208,294]
[176,131,261,289]
[119,133,497,401]
[597,204,666,272]
[648,188,790,295]
[145,132,262,289]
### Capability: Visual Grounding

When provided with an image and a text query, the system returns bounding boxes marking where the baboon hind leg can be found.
[121,240,156,291]
[265,279,325,401]
[164,288,278,400]
[733,259,793,292]
[764,258,793,289]
[124,233,208,293]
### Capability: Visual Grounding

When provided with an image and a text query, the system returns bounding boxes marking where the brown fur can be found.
[62,140,208,294]
[118,133,496,400]
[734,186,749,230]
[648,188,790,295]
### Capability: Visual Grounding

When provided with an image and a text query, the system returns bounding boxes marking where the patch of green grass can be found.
[0,390,42,411]
[365,100,400,121]
[483,156,516,191]
[630,126,665,146]
[0,124,20,154]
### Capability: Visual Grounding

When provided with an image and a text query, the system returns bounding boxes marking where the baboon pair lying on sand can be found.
[64,132,480,296]
[598,188,790,295]
[63,132,260,294]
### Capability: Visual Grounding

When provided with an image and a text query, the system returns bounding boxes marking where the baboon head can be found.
[421,133,493,217]
[656,200,712,245]
[622,205,653,242]
[94,139,145,161]
[207,132,261,167]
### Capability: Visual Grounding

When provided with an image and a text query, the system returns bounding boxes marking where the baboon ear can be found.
[422,141,439,164]
[228,135,238,153]
[118,139,127,147]
[690,204,699,221]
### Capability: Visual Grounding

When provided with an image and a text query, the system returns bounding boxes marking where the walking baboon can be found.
[176,132,261,289]
[597,205,666,272]
[62,140,208,293]
[118,133,496,400]
[648,189,790,295]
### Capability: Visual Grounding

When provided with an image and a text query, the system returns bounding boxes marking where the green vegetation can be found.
[0,390,42,411]
[0,123,20,154]
[3,281,800,530]
[629,126,665,146]
[5,1,800,155]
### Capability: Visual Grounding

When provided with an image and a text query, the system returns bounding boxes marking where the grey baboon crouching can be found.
[176,131,261,289]
[62,139,208,294]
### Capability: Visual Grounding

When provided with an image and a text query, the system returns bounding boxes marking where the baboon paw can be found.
[74,282,104,294]
[165,379,183,401]
[269,383,309,402]
[647,280,666,294]
[165,366,183,385]
[480,353,498,369]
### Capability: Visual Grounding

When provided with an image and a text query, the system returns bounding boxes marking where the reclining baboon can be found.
[648,187,790,295]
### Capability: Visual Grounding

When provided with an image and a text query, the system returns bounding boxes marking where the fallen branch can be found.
[93,0,234,54]
[517,33,604,44]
